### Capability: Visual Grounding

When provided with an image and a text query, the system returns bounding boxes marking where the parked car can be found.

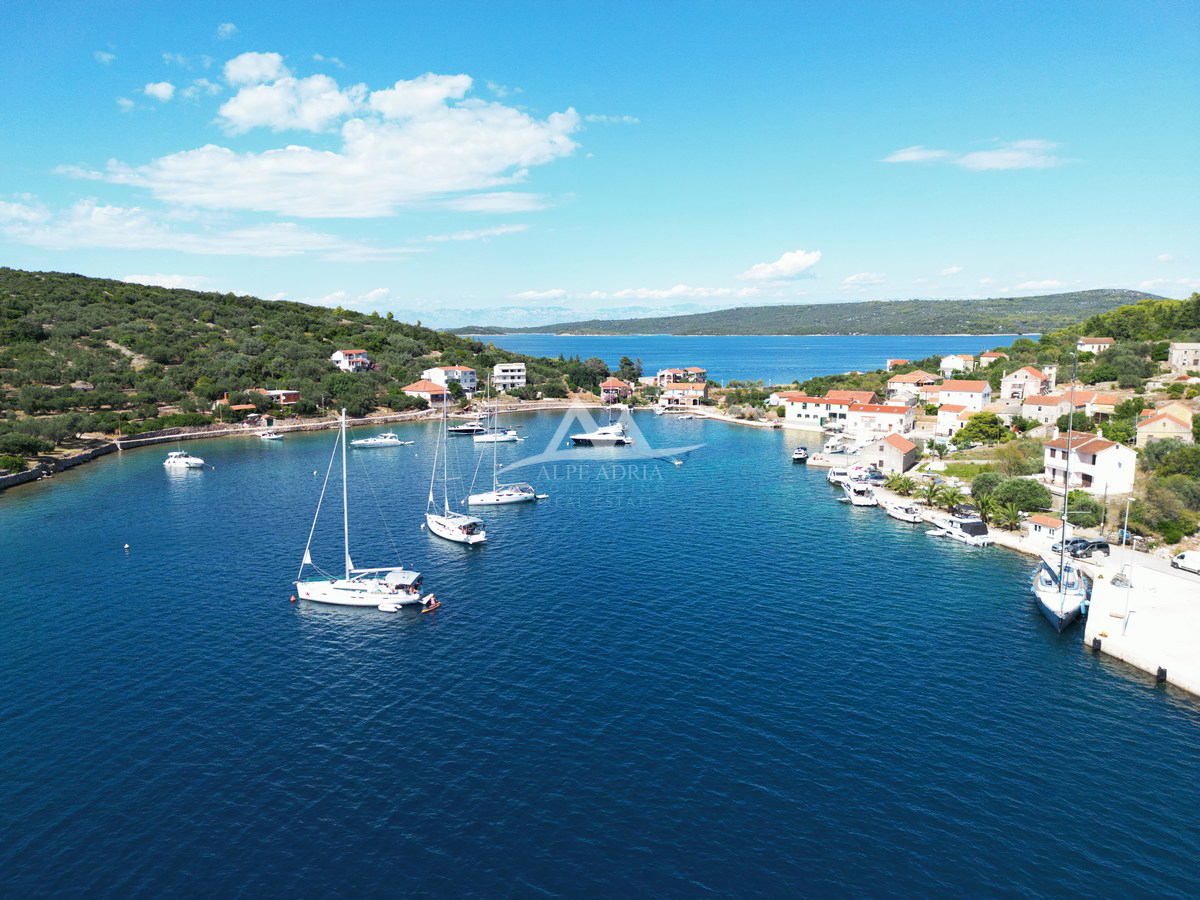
[1170,551,1200,575]
[1071,539,1110,558]
[1052,538,1090,554]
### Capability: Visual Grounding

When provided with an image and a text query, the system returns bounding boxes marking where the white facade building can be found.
[1167,342,1200,374]
[939,354,976,378]
[659,382,708,407]
[330,349,371,372]
[421,365,477,395]
[845,403,914,438]
[1077,337,1115,355]
[935,379,992,413]
[1000,365,1053,400]
[1043,431,1136,495]
[492,362,527,392]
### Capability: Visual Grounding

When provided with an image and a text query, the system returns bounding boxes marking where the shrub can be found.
[971,472,1003,498]
[0,433,53,456]
[991,477,1053,512]
[0,454,26,473]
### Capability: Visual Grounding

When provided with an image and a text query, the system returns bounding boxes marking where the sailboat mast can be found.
[341,409,351,579]
[442,393,450,513]
[491,377,499,492]
[1057,352,1078,611]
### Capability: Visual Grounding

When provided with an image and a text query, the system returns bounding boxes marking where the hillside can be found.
[453,290,1162,336]
[0,268,619,460]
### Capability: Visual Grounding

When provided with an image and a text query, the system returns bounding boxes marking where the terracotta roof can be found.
[826,390,878,403]
[887,358,910,364]
[888,370,938,383]
[1029,514,1063,528]
[339,349,368,355]
[939,379,989,392]
[402,379,450,394]
[938,404,967,413]
[663,382,705,393]
[1091,393,1120,405]
[684,367,706,372]
[1007,365,1047,380]
[1024,395,1064,407]
[1137,412,1191,430]
[1045,431,1118,455]
[599,377,631,389]
[849,403,908,415]
[1079,337,1115,344]
[882,433,916,453]
[437,365,476,372]
[981,351,1008,358]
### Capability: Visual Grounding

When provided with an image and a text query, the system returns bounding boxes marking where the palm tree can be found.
[884,474,905,493]
[939,485,967,510]
[895,475,918,496]
[920,481,943,507]
[995,502,1022,531]
[975,494,998,524]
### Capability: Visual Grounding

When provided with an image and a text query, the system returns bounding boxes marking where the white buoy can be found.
[123,543,130,551]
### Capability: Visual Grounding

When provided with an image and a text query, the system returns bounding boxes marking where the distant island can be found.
[452,290,1163,336]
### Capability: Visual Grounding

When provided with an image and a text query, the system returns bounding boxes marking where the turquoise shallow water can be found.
[2,410,1198,896]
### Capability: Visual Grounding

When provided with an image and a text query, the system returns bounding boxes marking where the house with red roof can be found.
[934,379,992,412]
[402,379,451,405]
[846,403,914,437]
[655,366,707,387]
[599,377,634,403]
[1043,431,1136,494]
[422,365,478,395]
[862,433,918,474]
[1000,365,1053,400]
[885,369,938,399]
[659,381,708,407]
[1077,337,1115,355]
[330,349,371,372]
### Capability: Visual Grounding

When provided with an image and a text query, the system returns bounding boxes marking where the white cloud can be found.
[941,265,963,276]
[369,73,471,118]
[882,145,951,163]
[123,273,210,290]
[223,51,289,86]
[423,224,528,242]
[181,78,223,100]
[144,82,176,102]
[1139,277,1200,293]
[162,52,186,66]
[94,51,115,64]
[512,288,567,300]
[957,139,1064,171]
[883,139,1067,171]
[319,290,348,306]
[216,23,238,40]
[584,114,640,125]
[0,198,51,224]
[76,67,581,218]
[841,272,885,288]
[443,192,549,213]
[218,74,366,133]
[313,54,346,69]
[1014,279,1064,290]
[116,97,135,112]
[0,198,412,261]
[738,248,821,280]
[1156,253,1174,262]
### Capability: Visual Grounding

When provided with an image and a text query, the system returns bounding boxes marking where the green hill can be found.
[454,290,1163,336]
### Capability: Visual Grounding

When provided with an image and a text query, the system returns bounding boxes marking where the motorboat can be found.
[654,407,666,416]
[259,431,283,441]
[570,421,634,446]
[676,414,695,420]
[842,481,878,506]
[792,447,809,463]
[448,420,487,435]
[826,466,851,486]
[885,502,924,523]
[294,410,433,608]
[928,516,992,547]
[163,450,205,469]
[473,427,520,443]
[350,432,411,447]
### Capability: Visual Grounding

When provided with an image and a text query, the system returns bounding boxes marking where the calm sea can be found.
[475,333,1030,384]
[2,406,1197,895]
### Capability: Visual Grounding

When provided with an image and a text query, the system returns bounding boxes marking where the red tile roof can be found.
[826,390,878,404]
[882,433,917,453]
[1008,365,1047,380]
[1029,514,1063,528]
[1024,395,1064,407]
[939,379,989,392]
[402,379,450,394]
[1137,412,1190,430]
[849,403,908,415]
[938,404,967,413]
[1045,431,1117,455]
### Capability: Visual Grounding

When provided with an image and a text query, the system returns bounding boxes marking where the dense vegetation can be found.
[455,290,1159,336]
[0,267,622,458]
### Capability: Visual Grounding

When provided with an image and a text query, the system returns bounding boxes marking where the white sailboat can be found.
[294,410,431,608]
[426,400,487,544]
[1031,360,1089,631]
[467,382,540,505]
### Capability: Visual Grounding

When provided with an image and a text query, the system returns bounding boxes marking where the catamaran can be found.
[426,400,487,544]
[294,410,431,609]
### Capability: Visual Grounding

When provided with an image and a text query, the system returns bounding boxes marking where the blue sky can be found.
[1,0,1196,327]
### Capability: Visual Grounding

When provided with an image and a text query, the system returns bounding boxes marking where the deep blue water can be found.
[2,410,1198,897]
[477,333,1029,385]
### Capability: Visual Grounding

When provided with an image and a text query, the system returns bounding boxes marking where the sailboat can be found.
[1031,358,1090,631]
[426,398,487,544]
[295,410,430,608]
[467,380,539,505]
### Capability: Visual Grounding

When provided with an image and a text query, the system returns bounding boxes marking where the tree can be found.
[991,477,1053,512]
[1065,489,1104,528]
[1055,411,1093,432]
[939,485,967,510]
[1010,416,1039,434]
[617,356,641,382]
[995,502,1023,530]
[1100,418,1135,444]
[920,481,944,506]
[971,472,1003,498]
[975,494,998,523]
[951,412,1013,447]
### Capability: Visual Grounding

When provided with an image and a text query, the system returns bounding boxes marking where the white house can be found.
[599,377,634,403]
[330,349,371,372]
[1027,513,1073,544]
[1077,337,1115,355]
[979,351,1009,365]
[935,379,992,412]
[885,358,910,371]
[885,370,938,400]
[936,404,969,438]
[421,365,477,395]
[1136,411,1193,448]
[1168,342,1200,374]
[1000,365,1052,400]
[778,394,851,428]
[401,379,451,405]
[1021,394,1070,426]
[659,382,708,407]
[1043,431,1136,495]
[492,362,527,392]
[845,403,914,438]
[861,433,918,474]
[939,354,976,378]
[656,366,707,387]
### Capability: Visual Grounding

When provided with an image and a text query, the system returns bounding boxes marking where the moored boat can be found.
[792,446,809,463]
[163,450,205,469]
[350,432,411,447]
[842,481,878,506]
[885,502,924,523]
